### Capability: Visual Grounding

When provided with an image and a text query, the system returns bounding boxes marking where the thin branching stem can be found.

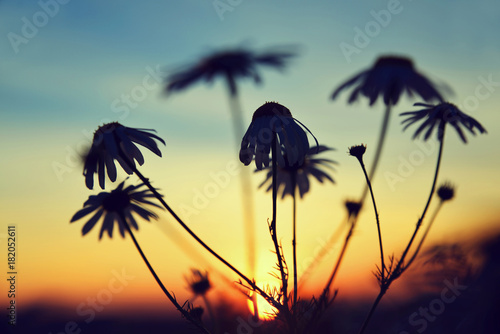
[405,201,443,269]
[118,213,210,334]
[358,126,446,334]
[357,156,385,279]
[119,154,280,310]
[393,126,445,276]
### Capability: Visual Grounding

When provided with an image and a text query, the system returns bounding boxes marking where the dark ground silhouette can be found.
[3,231,500,334]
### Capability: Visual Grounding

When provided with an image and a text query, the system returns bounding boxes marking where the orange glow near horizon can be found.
[247,292,277,321]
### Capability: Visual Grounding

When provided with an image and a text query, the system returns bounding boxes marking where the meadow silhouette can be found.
[2,4,498,332]
[54,49,495,334]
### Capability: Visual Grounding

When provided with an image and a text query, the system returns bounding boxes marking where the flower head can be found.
[185,269,212,296]
[165,46,296,96]
[332,55,444,106]
[345,200,362,218]
[83,122,165,189]
[348,144,367,160]
[400,102,486,142]
[257,145,336,198]
[70,180,162,239]
[239,102,314,170]
[437,182,455,202]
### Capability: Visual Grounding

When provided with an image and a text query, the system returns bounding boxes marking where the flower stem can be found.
[358,127,446,334]
[120,154,279,310]
[118,213,210,334]
[393,127,445,276]
[291,172,298,308]
[357,156,385,279]
[361,103,391,202]
[405,200,443,270]
[270,135,289,308]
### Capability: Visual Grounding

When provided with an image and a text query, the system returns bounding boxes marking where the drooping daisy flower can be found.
[70,181,162,239]
[400,102,487,142]
[165,46,297,96]
[257,145,336,198]
[83,122,165,189]
[239,101,314,170]
[331,55,444,106]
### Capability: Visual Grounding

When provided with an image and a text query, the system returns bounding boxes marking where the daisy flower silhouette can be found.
[239,101,314,170]
[331,56,444,106]
[241,101,317,308]
[81,123,280,310]
[70,180,161,239]
[400,102,487,142]
[70,181,209,332]
[165,46,296,97]
[257,145,336,199]
[83,122,165,189]
[331,55,446,203]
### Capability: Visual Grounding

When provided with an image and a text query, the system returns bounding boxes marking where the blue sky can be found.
[1,0,499,315]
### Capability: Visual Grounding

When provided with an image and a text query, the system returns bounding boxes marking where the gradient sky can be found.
[1,0,499,326]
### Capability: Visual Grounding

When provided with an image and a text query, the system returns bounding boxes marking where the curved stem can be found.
[360,103,391,203]
[118,213,210,334]
[358,128,446,334]
[405,201,443,269]
[393,129,445,276]
[292,172,298,307]
[357,156,385,279]
[119,153,279,310]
